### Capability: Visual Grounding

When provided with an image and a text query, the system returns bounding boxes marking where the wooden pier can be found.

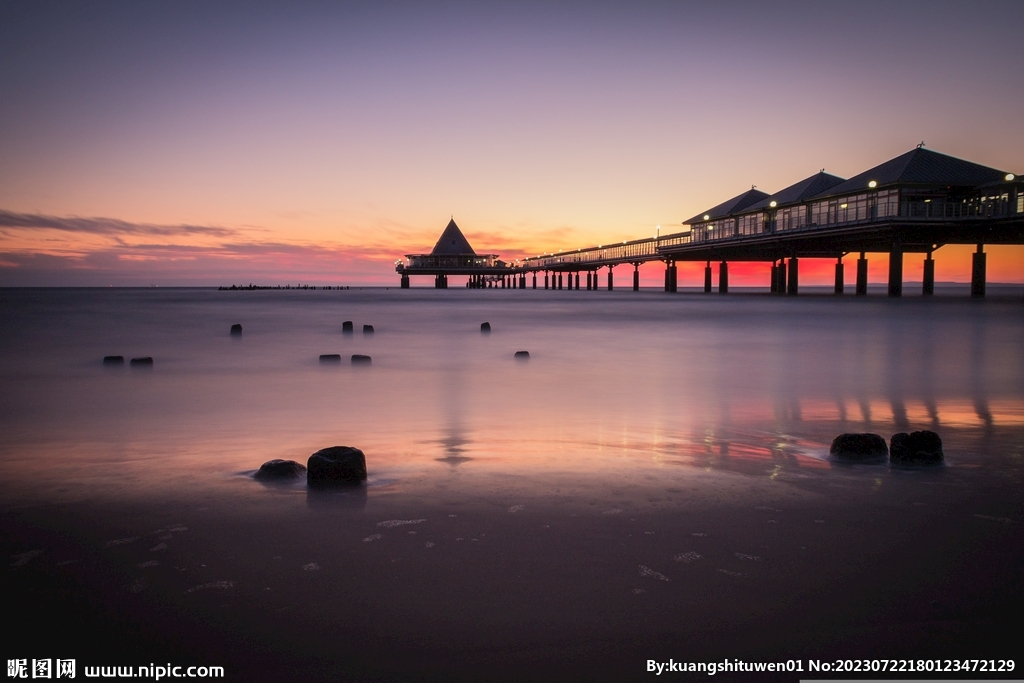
[397,147,1022,296]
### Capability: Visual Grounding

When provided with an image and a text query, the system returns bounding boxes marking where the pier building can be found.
[396,218,506,288]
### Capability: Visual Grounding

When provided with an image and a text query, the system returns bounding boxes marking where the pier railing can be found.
[521,232,692,269]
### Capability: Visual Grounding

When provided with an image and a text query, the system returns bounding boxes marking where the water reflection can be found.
[434,338,474,466]
[435,428,473,466]
[1,290,1023,507]
[306,484,368,510]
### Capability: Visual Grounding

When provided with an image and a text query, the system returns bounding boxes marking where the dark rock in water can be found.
[254,459,306,481]
[342,321,354,333]
[351,354,371,365]
[514,351,530,359]
[829,433,887,462]
[890,430,944,465]
[103,355,124,365]
[363,324,374,334]
[480,322,491,333]
[307,446,367,485]
[319,354,342,363]
[230,324,242,335]
[130,357,153,366]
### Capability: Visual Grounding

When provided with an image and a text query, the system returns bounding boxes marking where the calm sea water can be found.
[1,286,1023,507]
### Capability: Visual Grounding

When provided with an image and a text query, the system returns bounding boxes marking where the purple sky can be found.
[1,1,1022,285]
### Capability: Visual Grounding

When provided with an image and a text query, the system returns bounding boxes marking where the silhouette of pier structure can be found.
[396,147,1022,296]
[396,218,506,289]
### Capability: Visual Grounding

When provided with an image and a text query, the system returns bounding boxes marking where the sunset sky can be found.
[1,1,1022,287]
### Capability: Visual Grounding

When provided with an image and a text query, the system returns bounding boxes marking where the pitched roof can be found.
[746,171,846,211]
[430,218,476,255]
[685,188,770,224]
[817,147,1009,197]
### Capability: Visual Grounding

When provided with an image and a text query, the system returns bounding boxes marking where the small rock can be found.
[254,459,307,481]
[103,355,124,365]
[130,357,153,366]
[890,430,944,465]
[363,325,374,334]
[319,354,342,363]
[480,322,491,333]
[307,446,367,485]
[342,321,354,333]
[514,351,530,359]
[230,324,242,335]
[829,433,887,462]
[351,354,371,365]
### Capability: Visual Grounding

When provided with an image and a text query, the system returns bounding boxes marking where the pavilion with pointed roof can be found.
[396,218,505,288]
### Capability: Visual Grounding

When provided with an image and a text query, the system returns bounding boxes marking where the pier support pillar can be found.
[971,244,986,298]
[856,253,868,295]
[532,273,537,289]
[670,263,678,292]
[834,257,844,294]
[608,266,614,291]
[586,271,592,290]
[770,263,778,293]
[664,263,671,292]
[776,261,786,295]
[704,261,712,293]
[633,263,640,291]
[922,252,934,296]
[575,272,580,290]
[787,257,799,295]
[544,272,549,289]
[400,274,410,289]
[558,273,563,290]
[718,261,729,294]
[888,243,903,297]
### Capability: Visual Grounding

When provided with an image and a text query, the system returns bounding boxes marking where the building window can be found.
[736,213,763,236]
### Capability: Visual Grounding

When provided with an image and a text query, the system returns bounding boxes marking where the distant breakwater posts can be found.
[219,284,350,291]
[396,147,1023,297]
